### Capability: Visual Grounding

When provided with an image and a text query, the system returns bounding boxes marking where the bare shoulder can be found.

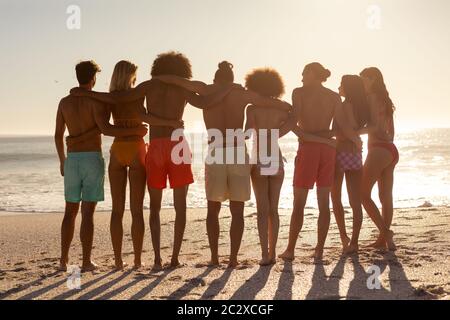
[58,95,72,107]
[323,87,340,100]
[292,87,304,98]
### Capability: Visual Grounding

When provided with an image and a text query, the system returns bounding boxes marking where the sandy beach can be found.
[0,206,449,300]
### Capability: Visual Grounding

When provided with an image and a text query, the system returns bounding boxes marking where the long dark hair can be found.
[341,75,370,128]
[360,67,395,118]
[214,61,234,84]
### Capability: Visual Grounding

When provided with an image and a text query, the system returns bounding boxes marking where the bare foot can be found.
[366,237,386,249]
[385,230,397,251]
[259,257,275,266]
[114,261,128,271]
[227,259,239,269]
[278,250,295,261]
[208,260,220,267]
[58,260,68,272]
[133,262,145,270]
[343,243,359,255]
[151,263,163,273]
[313,247,324,261]
[81,262,98,273]
[169,259,185,269]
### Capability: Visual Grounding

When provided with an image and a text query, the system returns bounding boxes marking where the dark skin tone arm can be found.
[184,84,239,110]
[54,102,66,176]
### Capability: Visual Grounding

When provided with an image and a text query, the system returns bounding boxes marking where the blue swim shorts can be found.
[64,152,105,203]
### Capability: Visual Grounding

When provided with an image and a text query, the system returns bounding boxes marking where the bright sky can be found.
[1,0,449,135]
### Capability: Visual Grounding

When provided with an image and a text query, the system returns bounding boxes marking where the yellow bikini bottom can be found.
[110,140,147,167]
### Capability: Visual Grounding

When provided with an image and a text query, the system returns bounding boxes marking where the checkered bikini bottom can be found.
[336,151,363,172]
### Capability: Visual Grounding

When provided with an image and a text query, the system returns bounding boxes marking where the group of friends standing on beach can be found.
[55,52,398,272]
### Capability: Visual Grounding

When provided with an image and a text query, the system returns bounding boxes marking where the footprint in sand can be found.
[12,267,27,272]
[168,275,183,281]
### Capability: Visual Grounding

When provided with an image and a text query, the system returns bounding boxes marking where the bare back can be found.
[110,98,146,142]
[367,94,395,144]
[145,81,188,140]
[294,86,339,134]
[246,105,288,159]
[203,85,249,146]
[59,95,101,152]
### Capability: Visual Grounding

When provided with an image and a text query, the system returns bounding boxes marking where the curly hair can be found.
[151,51,192,79]
[245,68,285,98]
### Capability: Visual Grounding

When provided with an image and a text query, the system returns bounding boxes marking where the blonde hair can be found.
[109,60,138,92]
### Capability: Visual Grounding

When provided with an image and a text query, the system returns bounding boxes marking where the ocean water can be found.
[0,128,449,213]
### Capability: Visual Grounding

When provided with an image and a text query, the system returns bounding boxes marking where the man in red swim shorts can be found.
[279,63,348,261]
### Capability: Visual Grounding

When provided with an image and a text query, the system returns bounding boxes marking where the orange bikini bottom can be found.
[110,140,147,167]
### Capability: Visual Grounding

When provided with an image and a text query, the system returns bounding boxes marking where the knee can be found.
[331,191,342,205]
[111,209,124,221]
[258,205,270,217]
[348,196,362,211]
[361,189,372,204]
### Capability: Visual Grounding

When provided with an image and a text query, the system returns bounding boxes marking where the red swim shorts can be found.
[146,137,194,190]
[293,142,336,189]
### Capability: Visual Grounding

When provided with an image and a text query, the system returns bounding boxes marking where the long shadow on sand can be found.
[167,267,215,300]
[77,270,133,300]
[52,270,116,300]
[273,261,294,300]
[230,265,273,300]
[305,256,347,300]
[127,269,173,300]
[201,268,233,300]
[347,252,415,299]
[0,271,61,300]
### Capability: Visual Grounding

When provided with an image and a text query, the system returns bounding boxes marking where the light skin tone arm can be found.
[357,97,393,140]
[54,103,66,176]
[66,113,181,147]
[280,89,336,146]
[92,103,147,138]
[70,80,154,104]
[334,99,363,150]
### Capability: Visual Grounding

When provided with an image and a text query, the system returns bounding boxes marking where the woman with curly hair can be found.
[359,67,398,251]
[245,68,333,265]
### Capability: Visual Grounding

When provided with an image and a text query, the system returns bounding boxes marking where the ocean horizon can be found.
[0,127,449,214]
